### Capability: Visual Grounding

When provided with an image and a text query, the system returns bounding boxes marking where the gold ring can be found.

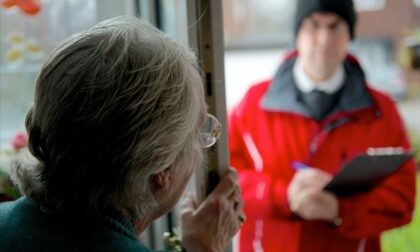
[238,214,246,223]
[233,200,239,210]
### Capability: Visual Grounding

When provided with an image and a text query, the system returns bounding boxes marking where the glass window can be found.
[354,0,386,11]
[223,0,389,50]
[223,0,295,49]
[0,0,97,144]
[158,0,177,38]
[224,1,420,252]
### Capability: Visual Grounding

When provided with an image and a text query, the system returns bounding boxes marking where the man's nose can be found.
[316,28,334,46]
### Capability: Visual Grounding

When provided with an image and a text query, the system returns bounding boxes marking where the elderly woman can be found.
[0,16,244,252]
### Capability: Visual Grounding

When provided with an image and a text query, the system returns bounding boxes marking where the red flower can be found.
[1,0,41,15]
[11,132,28,151]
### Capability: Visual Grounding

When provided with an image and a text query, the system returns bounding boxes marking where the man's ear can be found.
[150,168,172,194]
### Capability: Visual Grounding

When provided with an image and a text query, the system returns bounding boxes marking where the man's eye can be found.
[330,23,339,30]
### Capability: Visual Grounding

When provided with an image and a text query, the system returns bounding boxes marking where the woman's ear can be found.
[150,168,172,194]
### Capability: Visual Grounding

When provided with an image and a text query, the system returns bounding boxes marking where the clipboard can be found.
[324,147,414,197]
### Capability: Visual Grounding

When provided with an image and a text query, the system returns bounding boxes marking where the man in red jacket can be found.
[228,0,416,251]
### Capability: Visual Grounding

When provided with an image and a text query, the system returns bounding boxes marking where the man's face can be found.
[296,12,350,81]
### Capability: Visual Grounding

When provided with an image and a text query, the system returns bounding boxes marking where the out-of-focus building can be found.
[223,0,420,100]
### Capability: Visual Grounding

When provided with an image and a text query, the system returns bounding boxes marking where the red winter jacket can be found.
[229,52,416,252]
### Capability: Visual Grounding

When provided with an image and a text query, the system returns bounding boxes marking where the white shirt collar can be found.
[293,59,345,94]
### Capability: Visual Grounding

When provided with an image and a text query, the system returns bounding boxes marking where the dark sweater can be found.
[0,197,156,252]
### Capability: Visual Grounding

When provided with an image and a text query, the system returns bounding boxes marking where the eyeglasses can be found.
[199,113,222,148]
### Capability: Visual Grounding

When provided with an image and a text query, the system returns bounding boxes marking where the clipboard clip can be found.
[366,147,408,156]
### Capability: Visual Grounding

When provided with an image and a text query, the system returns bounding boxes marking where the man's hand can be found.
[291,187,339,220]
[180,169,245,252]
[288,168,339,221]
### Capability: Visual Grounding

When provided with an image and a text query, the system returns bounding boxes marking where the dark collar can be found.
[97,206,140,241]
[261,54,374,118]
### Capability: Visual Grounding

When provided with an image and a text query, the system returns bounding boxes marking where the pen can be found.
[292,161,309,170]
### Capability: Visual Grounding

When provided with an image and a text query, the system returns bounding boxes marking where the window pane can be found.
[354,0,386,11]
[223,0,295,49]
[158,0,177,38]
[0,0,97,144]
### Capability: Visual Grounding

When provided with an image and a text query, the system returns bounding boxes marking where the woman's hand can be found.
[180,169,245,252]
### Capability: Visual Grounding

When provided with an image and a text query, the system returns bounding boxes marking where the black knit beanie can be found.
[294,0,357,39]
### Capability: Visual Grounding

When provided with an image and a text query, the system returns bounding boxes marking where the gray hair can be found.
[12,16,205,219]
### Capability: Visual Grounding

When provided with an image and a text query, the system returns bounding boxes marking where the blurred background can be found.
[223,0,420,252]
[223,2,420,250]
[0,0,419,251]
[223,0,420,110]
